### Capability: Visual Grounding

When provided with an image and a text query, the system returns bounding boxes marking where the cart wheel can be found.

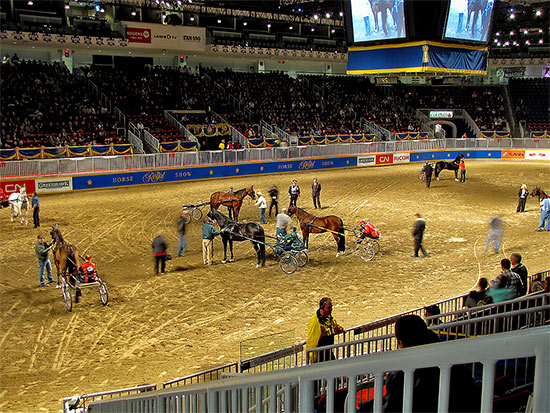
[369,239,380,254]
[418,172,426,181]
[279,254,298,274]
[296,250,309,267]
[98,281,109,306]
[358,243,376,262]
[182,213,192,224]
[61,278,72,312]
[192,207,203,221]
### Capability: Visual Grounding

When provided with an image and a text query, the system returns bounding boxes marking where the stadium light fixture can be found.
[311,27,315,32]
[523,29,528,34]
[131,9,137,16]
[494,38,498,43]
[536,9,542,16]
[27,0,33,5]
[539,39,544,43]
[325,12,331,18]
[217,19,222,23]
[525,40,530,45]
[510,13,515,19]
[539,29,543,33]
[313,14,319,19]
[64,2,70,9]
[510,30,514,35]
[267,23,271,28]
[243,21,247,26]
[331,28,335,33]
[339,11,344,17]
[496,31,500,36]
[289,25,293,30]
[189,16,195,21]
[497,42,501,46]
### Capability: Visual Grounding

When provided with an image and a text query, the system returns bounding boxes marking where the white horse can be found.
[8,185,29,225]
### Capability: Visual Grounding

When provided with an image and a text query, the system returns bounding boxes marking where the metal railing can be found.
[62,383,156,413]
[163,363,239,389]
[127,130,144,154]
[142,129,160,153]
[86,328,550,413]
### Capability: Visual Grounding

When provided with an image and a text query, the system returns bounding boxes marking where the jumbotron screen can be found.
[443,0,495,43]
[349,0,406,43]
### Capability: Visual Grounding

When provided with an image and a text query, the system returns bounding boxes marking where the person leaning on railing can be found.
[306,297,345,363]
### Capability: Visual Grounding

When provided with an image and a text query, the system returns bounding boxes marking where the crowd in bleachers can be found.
[1,61,528,152]
[508,78,550,132]
[0,60,124,149]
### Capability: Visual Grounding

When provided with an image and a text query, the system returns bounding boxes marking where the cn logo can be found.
[376,154,393,164]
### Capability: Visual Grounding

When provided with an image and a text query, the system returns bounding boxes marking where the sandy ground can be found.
[0,160,549,412]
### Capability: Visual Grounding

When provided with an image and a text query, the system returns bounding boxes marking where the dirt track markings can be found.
[53,312,78,372]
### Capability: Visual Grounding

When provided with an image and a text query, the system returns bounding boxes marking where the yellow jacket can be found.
[306,309,345,362]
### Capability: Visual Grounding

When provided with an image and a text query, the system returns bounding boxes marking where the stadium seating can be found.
[508,78,550,133]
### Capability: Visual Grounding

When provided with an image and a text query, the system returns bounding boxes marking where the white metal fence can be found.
[86,327,549,413]
[1,138,548,180]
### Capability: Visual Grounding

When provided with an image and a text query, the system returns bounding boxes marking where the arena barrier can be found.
[1,144,549,194]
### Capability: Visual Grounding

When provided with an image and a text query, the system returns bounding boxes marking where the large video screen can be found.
[349,0,406,43]
[443,0,495,43]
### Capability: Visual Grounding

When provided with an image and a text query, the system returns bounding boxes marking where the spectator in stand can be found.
[463,277,493,308]
[381,315,480,412]
[306,297,345,363]
[489,258,523,303]
[517,184,529,213]
[218,139,226,150]
[510,253,528,296]
[423,304,441,326]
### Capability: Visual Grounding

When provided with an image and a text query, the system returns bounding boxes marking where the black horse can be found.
[207,209,266,267]
[435,154,465,181]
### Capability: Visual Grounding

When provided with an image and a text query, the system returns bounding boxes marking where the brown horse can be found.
[530,187,548,202]
[210,186,255,221]
[286,206,346,256]
[50,225,80,289]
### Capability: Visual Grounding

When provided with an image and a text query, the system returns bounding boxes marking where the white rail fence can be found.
[87,327,549,413]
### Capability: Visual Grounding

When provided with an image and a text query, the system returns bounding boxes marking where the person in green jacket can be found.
[281,226,304,251]
[202,218,220,265]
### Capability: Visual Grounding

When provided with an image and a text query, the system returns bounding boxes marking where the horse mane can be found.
[51,226,65,244]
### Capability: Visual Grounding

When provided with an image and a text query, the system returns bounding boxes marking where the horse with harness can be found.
[209,186,255,221]
[434,153,464,181]
[286,206,346,256]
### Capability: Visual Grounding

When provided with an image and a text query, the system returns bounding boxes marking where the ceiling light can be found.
[267,23,271,28]
[510,30,514,35]
[536,9,542,16]
[540,39,544,43]
[325,12,331,18]
[311,27,315,32]
[339,11,344,17]
[177,0,182,5]
[525,40,530,45]
[510,13,515,19]
[289,25,293,30]
[494,38,498,43]
[524,29,528,34]
[27,0,33,5]
[243,21,247,26]
[313,14,319,19]
[217,19,221,23]
[497,42,501,46]
[539,29,543,33]
[189,16,195,21]
[331,28,335,33]
[131,9,137,16]
[64,2,70,8]
[496,31,500,36]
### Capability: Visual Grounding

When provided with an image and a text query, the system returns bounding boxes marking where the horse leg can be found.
[252,242,261,267]
[229,239,235,262]
[221,238,228,263]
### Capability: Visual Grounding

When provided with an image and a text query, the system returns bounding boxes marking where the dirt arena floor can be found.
[0,160,549,411]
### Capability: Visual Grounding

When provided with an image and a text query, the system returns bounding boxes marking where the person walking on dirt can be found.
[31,192,40,228]
[306,297,345,363]
[178,211,188,257]
[35,234,54,287]
[312,178,322,209]
[152,233,168,275]
[412,213,428,258]
[421,162,433,188]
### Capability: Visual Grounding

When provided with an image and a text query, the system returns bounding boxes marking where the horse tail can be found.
[338,219,346,252]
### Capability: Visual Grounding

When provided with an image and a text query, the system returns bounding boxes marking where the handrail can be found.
[142,129,160,153]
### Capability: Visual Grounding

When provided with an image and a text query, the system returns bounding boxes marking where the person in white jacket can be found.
[255,191,267,224]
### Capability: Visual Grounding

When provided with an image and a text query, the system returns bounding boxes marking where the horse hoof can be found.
[229,259,235,263]
[221,260,227,264]
[455,178,459,182]
[336,252,340,257]
[256,264,261,268]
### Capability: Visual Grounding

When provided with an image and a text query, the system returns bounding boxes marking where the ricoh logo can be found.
[143,171,165,183]
[299,160,315,170]
[393,153,410,163]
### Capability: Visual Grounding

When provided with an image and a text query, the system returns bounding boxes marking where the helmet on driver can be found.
[85,254,91,261]
[360,220,366,225]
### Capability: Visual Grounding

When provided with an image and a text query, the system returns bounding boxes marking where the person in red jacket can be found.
[80,255,97,282]
[459,159,466,183]
[356,220,380,242]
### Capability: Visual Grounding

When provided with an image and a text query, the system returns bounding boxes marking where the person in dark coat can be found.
[463,277,494,308]
[312,178,322,209]
[288,180,300,207]
[412,213,428,257]
[152,234,168,275]
[510,253,528,296]
[268,185,279,217]
[421,162,433,188]
[516,184,528,212]
[382,315,480,412]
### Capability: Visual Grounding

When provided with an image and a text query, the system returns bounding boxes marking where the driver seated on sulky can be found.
[281,225,305,252]
[356,220,380,242]
[79,255,98,283]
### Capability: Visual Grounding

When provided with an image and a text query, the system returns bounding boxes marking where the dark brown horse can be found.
[207,209,266,267]
[286,206,346,256]
[530,187,548,202]
[50,225,80,288]
[210,186,255,221]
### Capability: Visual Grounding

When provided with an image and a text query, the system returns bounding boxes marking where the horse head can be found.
[286,206,297,216]
[50,225,64,244]
[530,187,541,198]
[246,186,256,200]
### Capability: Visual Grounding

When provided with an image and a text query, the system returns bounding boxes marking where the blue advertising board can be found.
[409,150,501,163]
[72,156,358,191]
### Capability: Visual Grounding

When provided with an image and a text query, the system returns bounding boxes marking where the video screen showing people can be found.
[444,0,495,43]
[350,0,406,43]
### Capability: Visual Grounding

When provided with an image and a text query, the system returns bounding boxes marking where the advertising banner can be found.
[501,150,525,159]
[123,21,206,51]
[376,154,393,165]
[73,156,357,191]
[392,153,410,163]
[36,177,73,193]
[0,179,36,195]
[524,150,550,160]
[357,155,376,167]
